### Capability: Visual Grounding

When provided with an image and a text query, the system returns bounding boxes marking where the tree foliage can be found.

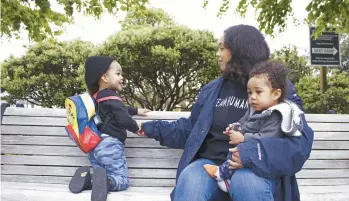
[204,0,349,36]
[1,40,93,107]
[119,7,174,29]
[95,9,218,111]
[1,8,219,110]
[340,34,349,72]
[271,45,312,84]
[1,0,148,41]
[3,0,348,42]
[295,71,349,114]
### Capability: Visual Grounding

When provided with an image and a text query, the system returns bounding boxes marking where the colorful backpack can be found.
[64,92,121,153]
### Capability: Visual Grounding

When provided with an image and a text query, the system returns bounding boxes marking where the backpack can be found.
[64,92,122,153]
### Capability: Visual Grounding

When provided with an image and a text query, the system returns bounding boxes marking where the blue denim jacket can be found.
[142,77,314,201]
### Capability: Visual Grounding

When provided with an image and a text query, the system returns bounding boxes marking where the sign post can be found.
[319,67,327,94]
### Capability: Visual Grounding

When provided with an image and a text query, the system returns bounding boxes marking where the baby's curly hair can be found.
[249,61,289,102]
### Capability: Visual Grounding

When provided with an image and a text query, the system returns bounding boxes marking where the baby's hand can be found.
[228,130,244,145]
[223,124,234,135]
[223,123,241,135]
[137,108,151,116]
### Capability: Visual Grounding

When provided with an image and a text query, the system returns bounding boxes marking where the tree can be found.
[4,1,348,42]
[271,45,312,84]
[204,0,349,36]
[119,7,174,29]
[95,8,218,111]
[1,40,93,107]
[1,0,148,42]
[295,71,349,114]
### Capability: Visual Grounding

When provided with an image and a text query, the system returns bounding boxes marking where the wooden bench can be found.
[1,107,349,201]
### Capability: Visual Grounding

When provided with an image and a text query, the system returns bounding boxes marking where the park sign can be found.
[309,27,341,66]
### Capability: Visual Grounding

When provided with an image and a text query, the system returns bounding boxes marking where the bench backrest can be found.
[1,108,349,187]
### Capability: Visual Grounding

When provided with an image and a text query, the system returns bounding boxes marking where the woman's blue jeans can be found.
[173,158,276,201]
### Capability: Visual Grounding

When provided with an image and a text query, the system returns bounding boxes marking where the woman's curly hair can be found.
[249,60,289,102]
[223,25,270,85]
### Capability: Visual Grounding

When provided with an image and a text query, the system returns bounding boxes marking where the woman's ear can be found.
[273,89,282,101]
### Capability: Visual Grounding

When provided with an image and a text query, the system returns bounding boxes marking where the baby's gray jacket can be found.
[239,100,304,141]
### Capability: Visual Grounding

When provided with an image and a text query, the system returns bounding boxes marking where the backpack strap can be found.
[96,96,123,103]
[92,91,123,132]
[93,91,123,103]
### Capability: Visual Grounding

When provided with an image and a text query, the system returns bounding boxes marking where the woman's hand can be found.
[229,130,244,145]
[228,147,244,169]
[136,123,146,137]
[137,130,146,137]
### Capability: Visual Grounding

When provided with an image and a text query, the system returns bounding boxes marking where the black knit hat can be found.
[84,56,114,93]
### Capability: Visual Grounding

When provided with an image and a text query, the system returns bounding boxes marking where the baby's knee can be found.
[108,176,130,191]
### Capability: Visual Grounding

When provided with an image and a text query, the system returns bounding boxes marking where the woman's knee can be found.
[229,168,275,201]
[174,159,229,201]
[176,159,211,190]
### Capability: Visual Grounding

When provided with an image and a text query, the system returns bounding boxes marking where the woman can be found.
[139,24,314,201]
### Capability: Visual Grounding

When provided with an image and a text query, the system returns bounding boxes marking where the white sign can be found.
[309,27,341,66]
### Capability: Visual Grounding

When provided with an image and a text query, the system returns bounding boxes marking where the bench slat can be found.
[300,185,349,193]
[1,125,142,138]
[2,165,177,179]
[2,182,349,201]
[2,151,349,169]
[4,108,349,123]
[1,182,173,201]
[2,145,348,160]
[3,107,191,120]
[1,155,180,168]
[2,147,182,159]
[1,135,164,148]
[1,125,65,135]
[1,116,151,127]
[3,175,348,187]
[303,160,349,169]
[304,114,349,123]
[297,169,349,179]
[301,194,349,201]
[2,116,67,126]
[314,132,349,141]
[311,141,349,150]
[1,145,85,157]
[2,165,349,179]
[310,150,349,159]
[1,176,175,187]
[3,125,349,141]
[298,178,349,186]
[3,116,349,132]
[308,123,349,132]
[3,135,347,150]
[1,176,70,185]
[4,108,67,118]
